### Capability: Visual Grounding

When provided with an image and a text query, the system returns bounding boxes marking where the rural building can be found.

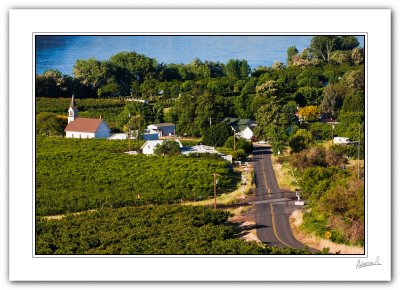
[224,118,257,141]
[147,123,176,137]
[108,131,159,141]
[181,145,233,163]
[141,139,183,155]
[64,95,111,139]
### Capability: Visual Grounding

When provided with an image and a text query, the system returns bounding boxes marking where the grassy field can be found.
[271,155,298,192]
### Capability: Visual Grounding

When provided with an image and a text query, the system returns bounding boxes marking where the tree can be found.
[154,140,181,156]
[329,50,352,65]
[338,36,360,51]
[130,82,141,97]
[225,59,250,79]
[36,70,73,98]
[289,128,313,153]
[272,61,285,70]
[287,46,299,65]
[140,79,159,99]
[123,114,145,150]
[36,112,65,136]
[351,47,364,65]
[253,80,287,140]
[100,82,121,97]
[194,92,218,136]
[73,58,106,91]
[295,86,322,106]
[298,106,321,122]
[109,51,157,83]
[341,93,364,113]
[310,36,340,61]
[268,125,288,155]
[320,83,346,118]
[202,122,231,147]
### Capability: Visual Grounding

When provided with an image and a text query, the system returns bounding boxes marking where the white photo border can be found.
[9,9,391,281]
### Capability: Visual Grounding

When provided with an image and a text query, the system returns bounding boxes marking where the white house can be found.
[147,123,176,137]
[64,95,111,139]
[237,126,255,140]
[140,139,183,155]
[224,118,257,141]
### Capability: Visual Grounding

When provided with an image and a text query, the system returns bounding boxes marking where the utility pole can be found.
[233,129,236,151]
[358,123,361,179]
[212,173,219,210]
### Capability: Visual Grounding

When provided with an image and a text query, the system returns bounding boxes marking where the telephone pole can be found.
[212,173,219,210]
[358,123,361,179]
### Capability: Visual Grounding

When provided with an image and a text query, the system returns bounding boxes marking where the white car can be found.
[257,140,267,144]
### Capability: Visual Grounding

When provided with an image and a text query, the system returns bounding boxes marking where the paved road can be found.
[252,144,308,249]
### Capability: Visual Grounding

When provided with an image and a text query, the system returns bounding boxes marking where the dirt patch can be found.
[227,206,261,243]
[289,210,364,254]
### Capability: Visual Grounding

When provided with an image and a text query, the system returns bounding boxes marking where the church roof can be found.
[64,118,107,133]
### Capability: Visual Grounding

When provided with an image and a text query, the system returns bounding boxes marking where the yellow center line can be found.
[261,153,271,197]
[260,149,292,248]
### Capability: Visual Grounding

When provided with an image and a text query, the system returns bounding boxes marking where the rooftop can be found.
[64,117,105,133]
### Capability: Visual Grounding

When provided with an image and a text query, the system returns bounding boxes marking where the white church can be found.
[64,95,111,139]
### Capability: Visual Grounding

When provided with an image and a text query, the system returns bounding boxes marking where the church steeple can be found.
[70,93,76,108]
[68,94,79,124]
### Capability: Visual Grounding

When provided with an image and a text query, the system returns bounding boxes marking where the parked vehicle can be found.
[333,137,352,145]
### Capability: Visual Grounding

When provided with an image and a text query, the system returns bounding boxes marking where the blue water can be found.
[35,35,364,76]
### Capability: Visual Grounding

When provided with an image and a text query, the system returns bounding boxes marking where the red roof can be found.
[64,118,106,133]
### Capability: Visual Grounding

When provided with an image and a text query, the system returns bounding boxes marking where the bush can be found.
[289,145,348,171]
[224,136,253,153]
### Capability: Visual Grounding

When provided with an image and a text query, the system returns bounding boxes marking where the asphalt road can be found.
[252,144,308,249]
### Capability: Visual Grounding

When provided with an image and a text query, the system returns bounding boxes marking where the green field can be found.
[36,137,237,216]
[36,205,312,255]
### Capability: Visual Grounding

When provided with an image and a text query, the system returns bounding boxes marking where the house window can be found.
[69,111,73,116]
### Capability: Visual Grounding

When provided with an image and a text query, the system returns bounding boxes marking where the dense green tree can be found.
[174,94,198,136]
[130,82,141,97]
[310,36,340,61]
[341,93,364,113]
[338,36,360,51]
[73,58,107,91]
[289,128,313,153]
[295,86,321,106]
[140,79,159,99]
[287,46,299,65]
[320,83,346,118]
[154,140,181,156]
[109,51,157,83]
[225,59,250,79]
[36,70,73,97]
[202,122,232,147]
[268,125,288,155]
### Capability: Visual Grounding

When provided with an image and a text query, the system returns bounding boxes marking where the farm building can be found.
[141,139,183,155]
[64,95,111,139]
[181,145,233,163]
[147,123,176,137]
